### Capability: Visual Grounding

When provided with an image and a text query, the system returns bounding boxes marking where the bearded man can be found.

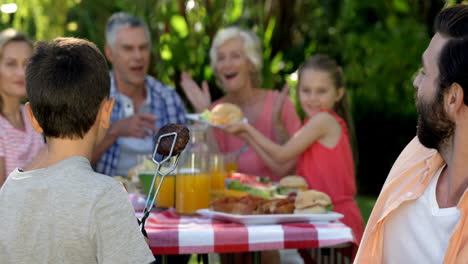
[354,5,468,264]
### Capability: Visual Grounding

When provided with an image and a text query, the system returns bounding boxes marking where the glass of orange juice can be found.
[175,167,210,215]
[138,171,175,208]
[209,153,227,190]
[224,153,238,174]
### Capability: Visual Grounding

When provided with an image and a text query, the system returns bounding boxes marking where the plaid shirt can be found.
[95,72,187,176]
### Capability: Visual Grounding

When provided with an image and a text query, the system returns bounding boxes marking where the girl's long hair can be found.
[0,29,32,116]
[297,54,359,166]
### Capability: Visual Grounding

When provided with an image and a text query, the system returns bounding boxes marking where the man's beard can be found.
[416,91,455,151]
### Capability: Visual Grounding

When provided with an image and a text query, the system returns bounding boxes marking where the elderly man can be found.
[93,12,187,176]
[355,5,468,263]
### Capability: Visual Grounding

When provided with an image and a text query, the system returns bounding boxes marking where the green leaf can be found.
[170,15,188,38]
[263,17,276,45]
[227,0,243,23]
[160,45,173,60]
[199,109,211,121]
[393,0,409,13]
[270,52,283,74]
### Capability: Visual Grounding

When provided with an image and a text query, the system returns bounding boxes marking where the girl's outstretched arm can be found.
[225,112,336,163]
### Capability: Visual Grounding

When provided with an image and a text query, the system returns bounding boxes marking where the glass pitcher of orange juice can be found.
[175,124,210,215]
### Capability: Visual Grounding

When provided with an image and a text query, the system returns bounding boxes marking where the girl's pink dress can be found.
[297,110,364,245]
[212,90,301,181]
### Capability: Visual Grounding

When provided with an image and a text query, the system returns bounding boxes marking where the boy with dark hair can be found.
[0,37,155,263]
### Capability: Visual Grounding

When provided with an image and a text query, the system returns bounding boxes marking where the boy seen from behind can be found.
[0,37,155,263]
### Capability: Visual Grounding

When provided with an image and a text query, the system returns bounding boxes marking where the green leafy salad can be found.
[199,109,211,122]
[227,180,276,199]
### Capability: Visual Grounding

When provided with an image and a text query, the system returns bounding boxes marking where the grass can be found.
[355,195,377,224]
[188,255,201,264]
[188,254,215,264]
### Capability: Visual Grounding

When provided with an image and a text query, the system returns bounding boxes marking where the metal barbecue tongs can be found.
[139,131,184,235]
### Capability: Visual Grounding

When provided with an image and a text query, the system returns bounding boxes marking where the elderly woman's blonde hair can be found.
[209,26,263,88]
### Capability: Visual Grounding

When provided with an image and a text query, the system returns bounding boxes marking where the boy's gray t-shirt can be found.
[0,156,155,264]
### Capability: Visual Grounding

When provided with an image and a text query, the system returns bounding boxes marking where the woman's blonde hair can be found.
[0,28,32,116]
[209,26,263,88]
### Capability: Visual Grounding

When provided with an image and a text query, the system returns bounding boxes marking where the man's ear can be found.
[104,44,113,63]
[446,83,465,117]
[97,98,115,129]
[24,103,44,134]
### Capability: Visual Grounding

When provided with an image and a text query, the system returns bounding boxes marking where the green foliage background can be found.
[1,0,463,194]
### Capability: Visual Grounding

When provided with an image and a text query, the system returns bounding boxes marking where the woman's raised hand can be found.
[272,83,289,122]
[180,72,211,113]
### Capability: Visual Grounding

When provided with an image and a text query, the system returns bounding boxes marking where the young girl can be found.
[0,29,45,186]
[225,54,364,254]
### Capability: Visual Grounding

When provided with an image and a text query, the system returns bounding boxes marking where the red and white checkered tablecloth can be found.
[135,207,354,255]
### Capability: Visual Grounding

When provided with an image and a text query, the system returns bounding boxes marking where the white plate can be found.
[196,209,343,225]
[186,113,248,128]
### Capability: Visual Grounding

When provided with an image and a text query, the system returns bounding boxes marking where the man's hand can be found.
[109,113,158,139]
[180,71,211,113]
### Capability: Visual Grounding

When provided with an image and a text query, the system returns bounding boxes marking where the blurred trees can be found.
[2,0,461,194]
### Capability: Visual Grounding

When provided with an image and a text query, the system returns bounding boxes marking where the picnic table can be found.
[133,201,354,264]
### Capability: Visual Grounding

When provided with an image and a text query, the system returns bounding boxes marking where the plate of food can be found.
[197,209,343,225]
[186,103,247,128]
[199,190,343,225]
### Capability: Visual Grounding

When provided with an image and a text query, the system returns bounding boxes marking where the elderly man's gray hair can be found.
[105,12,151,48]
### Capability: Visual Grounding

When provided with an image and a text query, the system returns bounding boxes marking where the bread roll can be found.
[278,175,309,190]
[210,103,243,125]
[294,190,332,214]
[294,206,327,214]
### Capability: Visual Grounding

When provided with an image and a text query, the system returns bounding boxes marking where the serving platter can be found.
[196,209,343,225]
[186,113,248,128]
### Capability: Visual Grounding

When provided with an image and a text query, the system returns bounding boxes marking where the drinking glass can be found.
[137,156,176,208]
[175,124,210,215]
[224,152,238,174]
[209,153,227,190]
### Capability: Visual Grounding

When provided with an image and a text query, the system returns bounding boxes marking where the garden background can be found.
[1,0,464,217]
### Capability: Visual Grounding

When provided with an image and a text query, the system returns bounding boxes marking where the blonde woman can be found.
[0,29,44,186]
[181,27,301,181]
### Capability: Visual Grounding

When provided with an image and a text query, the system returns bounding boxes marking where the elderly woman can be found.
[0,29,44,186]
[181,26,301,181]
